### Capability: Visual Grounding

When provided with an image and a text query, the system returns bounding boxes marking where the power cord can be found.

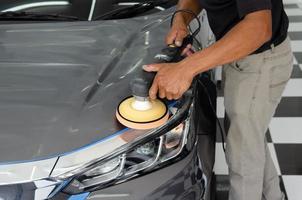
[198,79,226,152]
[170,9,201,38]
[171,9,203,50]
[170,9,226,152]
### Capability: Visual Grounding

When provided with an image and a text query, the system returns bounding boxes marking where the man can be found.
[143,0,293,199]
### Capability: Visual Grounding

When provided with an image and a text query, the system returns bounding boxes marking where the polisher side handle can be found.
[130,35,193,98]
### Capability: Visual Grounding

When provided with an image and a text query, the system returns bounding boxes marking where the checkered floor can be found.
[214,1,302,199]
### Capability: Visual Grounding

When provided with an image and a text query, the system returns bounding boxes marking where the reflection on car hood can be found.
[0,13,172,162]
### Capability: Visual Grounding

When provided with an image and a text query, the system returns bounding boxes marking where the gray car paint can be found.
[0,11,174,163]
[0,8,217,200]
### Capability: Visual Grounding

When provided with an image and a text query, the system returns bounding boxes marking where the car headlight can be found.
[55,92,194,195]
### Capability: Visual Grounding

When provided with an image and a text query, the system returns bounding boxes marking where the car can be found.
[0,1,217,200]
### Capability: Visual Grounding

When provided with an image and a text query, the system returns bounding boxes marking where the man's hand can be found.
[166,0,202,47]
[165,15,189,47]
[143,63,194,100]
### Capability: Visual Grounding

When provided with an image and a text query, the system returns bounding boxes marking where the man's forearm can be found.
[174,0,203,26]
[181,10,272,76]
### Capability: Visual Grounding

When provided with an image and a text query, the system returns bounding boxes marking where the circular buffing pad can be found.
[116,97,169,130]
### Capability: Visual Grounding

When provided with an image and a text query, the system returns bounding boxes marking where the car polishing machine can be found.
[116,35,193,130]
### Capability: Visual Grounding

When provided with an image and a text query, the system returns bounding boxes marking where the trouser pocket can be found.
[269,58,293,103]
[230,53,263,73]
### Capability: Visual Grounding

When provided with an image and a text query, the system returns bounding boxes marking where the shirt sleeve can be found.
[236,0,272,18]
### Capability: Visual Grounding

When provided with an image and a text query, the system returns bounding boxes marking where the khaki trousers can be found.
[222,37,293,200]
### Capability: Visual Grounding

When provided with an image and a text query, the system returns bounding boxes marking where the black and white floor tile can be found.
[214,0,302,199]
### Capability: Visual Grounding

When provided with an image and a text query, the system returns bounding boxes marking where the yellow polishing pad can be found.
[117,97,167,123]
[116,97,169,130]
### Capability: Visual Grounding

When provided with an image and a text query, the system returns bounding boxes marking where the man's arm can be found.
[166,0,202,46]
[174,0,203,24]
[144,10,272,100]
[183,10,272,76]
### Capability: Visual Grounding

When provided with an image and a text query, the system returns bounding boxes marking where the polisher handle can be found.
[130,35,193,98]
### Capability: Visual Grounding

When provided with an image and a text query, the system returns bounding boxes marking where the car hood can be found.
[0,14,172,162]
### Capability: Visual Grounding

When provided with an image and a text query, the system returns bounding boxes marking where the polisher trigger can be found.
[155,35,193,62]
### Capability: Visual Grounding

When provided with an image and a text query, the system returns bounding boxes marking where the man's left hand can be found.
[143,63,194,100]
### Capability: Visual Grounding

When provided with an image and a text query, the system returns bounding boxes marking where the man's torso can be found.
[199,0,289,54]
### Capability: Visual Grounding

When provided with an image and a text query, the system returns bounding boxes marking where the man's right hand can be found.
[165,15,194,57]
[165,15,189,47]
[165,0,202,47]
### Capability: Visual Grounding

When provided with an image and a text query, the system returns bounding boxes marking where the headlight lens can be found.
[85,157,121,176]
[58,95,194,195]
[64,120,190,194]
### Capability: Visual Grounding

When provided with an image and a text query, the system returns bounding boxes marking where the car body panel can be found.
[0,13,172,163]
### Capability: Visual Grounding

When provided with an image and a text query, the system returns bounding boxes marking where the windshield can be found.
[0,0,177,21]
